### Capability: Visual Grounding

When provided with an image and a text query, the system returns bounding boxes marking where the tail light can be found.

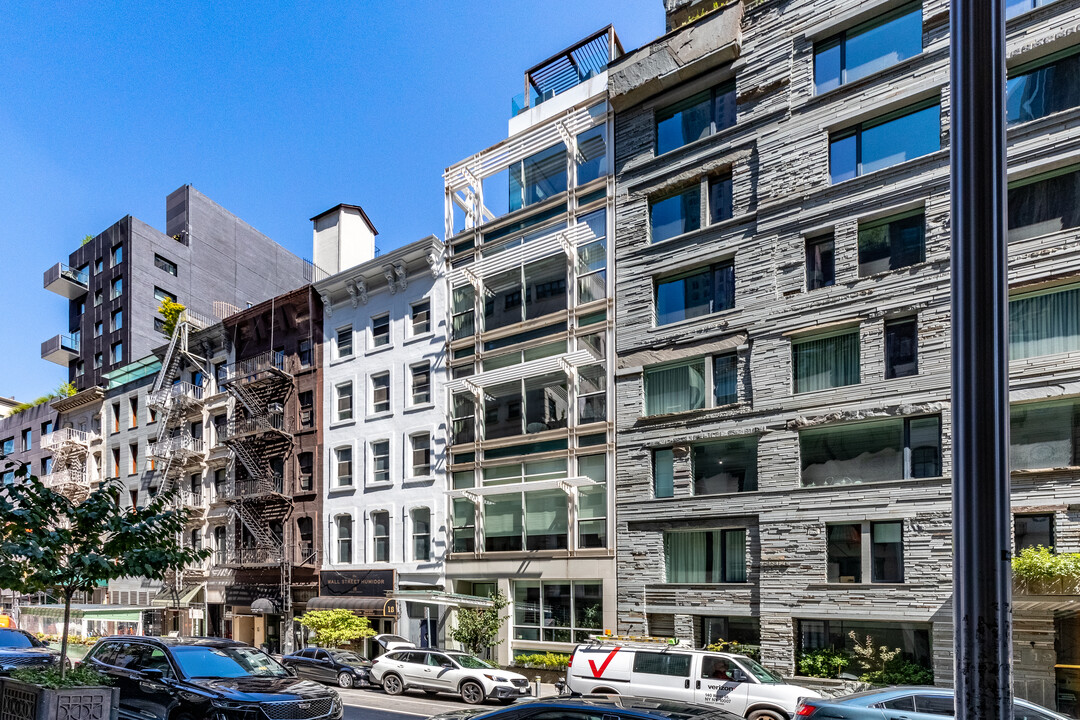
[566,654,573,668]
[795,704,817,717]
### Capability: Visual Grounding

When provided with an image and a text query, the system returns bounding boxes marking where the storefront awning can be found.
[19,604,150,623]
[390,590,495,609]
[306,596,398,617]
[152,584,203,608]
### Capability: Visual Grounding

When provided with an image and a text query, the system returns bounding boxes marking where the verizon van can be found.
[565,637,819,720]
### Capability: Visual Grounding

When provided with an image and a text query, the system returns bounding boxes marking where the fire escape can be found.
[40,428,99,502]
[219,350,295,574]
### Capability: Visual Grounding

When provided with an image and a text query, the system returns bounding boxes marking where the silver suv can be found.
[370,648,531,705]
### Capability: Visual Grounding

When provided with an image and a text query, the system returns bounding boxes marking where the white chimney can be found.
[311,204,378,275]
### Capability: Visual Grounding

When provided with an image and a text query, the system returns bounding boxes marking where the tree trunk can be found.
[59,589,72,680]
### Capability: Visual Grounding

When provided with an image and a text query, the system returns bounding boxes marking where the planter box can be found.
[1014,576,1080,596]
[0,677,119,720]
[506,666,565,685]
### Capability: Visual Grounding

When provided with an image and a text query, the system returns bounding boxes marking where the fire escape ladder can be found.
[228,440,276,492]
[231,502,282,551]
[153,324,185,394]
[224,381,264,418]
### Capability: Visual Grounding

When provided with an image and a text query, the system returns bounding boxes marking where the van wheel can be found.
[382,673,404,695]
[593,687,619,695]
[747,711,785,720]
[460,680,485,705]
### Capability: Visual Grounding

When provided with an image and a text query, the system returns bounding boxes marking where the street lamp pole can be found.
[950,0,1012,714]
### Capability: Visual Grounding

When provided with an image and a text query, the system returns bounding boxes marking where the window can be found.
[335,447,353,487]
[297,452,313,491]
[656,260,734,326]
[792,329,860,393]
[154,318,167,334]
[514,581,604,643]
[410,301,430,336]
[452,496,476,553]
[656,81,736,155]
[94,321,103,338]
[1009,284,1080,360]
[1008,166,1080,242]
[75,360,85,377]
[872,521,904,582]
[111,309,123,332]
[39,457,52,476]
[484,257,569,331]
[798,619,931,667]
[76,300,85,316]
[1011,397,1080,470]
[154,254,177,276]
[411,508,431,562]
[336,516,352,564]
[41,421,53,436]
[708,175,734,225]
[651,187,700,243]
[452,285,475,340]
[1007,0,1061,19]
[111,276,123,299]
[1015,514,1054,552]
[111,342,123,365]
[885,318,919,378]
[129,443,138,475]
[664,529,747,583]
[371,373,390,414]
[576,125,608,185]
[111,244,123,266]
[829,101,940,182]
[411,364,431,405]
[111,403,121,433]
[577,364,607,425]
[94,289,103,307]
[297,391,314,429]
[1008,47,1080,125]
[509,144,568,212]
[94,352,103,369]
[858,210,925,275]
[298,339,312,367]
[451,393,476,444]
[645,360,706,415]
[410,433,431,476]
[129,398,138,428]
[336,326,353,358]
[654,449,675,498]
[693,436,758,494]
[20,429,31,452]
[483,373,568,439]
[577,211,607,304]
[372,511,390,562]
[814,4,923,93]
[371,315,390,348]
[153,287,175,304]
[577,455,607,549]
[801,415,942,486]
[0,437,13,455]
[335,382,353,422]
[95,258,103,274]
[371,440,390,484]
[827,524,863,582]
[111,448,120,478]
[480,460,570,551]
[714,353,738,406]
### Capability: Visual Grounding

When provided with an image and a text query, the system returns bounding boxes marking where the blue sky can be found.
[0,1,661,400]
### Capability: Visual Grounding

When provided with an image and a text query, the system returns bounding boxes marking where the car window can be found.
[428,653,454,667]
[87,641,120,666]
[733,657,782,684]
[112,642,146,670]
[1015,704,1056,720]
[0,629,39,649]
[914,695,955,716]
[135,646,175,678]
[448,654,495,669]
[702,656,736,681]
[632,651,692,677]
[171,646,290,679]
[316,650,331,662]
[297,648,314,659]
[879,696,916,711]
[331,650,366,665]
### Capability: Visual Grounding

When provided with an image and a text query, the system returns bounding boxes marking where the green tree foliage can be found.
[80,235,94,246]
[297,609,376,648]
[512,652,571,670]
[158,299,186,337]
[859,657,934,685]
[0,462,208,678]
[1012,545,1080,579]
[797,648,850,678]
[450,592,509,656]
[7,383,78,416]
[849,631,901,678]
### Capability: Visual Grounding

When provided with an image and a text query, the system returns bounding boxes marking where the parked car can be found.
[565,639,819,719]
[83,635,343,720]
[282,646,372,688]
[0,628,61,673]
[370,647,531,704]
[426,695,743,719]
[794,686,1073,719]
[374,633,416,654]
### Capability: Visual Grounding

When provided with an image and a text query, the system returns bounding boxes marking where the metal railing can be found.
[223,351,288,383]
[58,263,89,286]
[148,382,204,409]
[221,413,285,440]
[176,489,207,509]
[41,468,86,490]
[148,434,205,460]
[224,546,283,566]
[40,428,99,451]
[216,475,284,500]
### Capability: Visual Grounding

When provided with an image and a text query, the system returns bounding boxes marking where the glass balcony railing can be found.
[43,263,89,299]
[511,27,621,117]
[41,334,80,365]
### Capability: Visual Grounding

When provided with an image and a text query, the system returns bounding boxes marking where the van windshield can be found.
[736,657,783,684]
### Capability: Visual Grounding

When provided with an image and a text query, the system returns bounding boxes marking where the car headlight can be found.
[483,674,508,682]
[210,699,259,711]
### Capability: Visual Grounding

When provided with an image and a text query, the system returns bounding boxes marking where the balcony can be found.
[148,433,205,462]
[43,263,89,299]
[510,26,620,118]
[41,468,89,497]
[216,475,284,501]
[41,334,80,365]
[221,413,285,441]
[148,382,204,411]
[220,546,283,567]
[40,427,99,452]
[223,351,290,385]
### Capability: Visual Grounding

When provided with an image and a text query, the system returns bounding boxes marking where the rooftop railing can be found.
[511,26,621,117]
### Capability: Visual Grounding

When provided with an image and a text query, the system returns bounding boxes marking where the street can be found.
[337,684,556,719]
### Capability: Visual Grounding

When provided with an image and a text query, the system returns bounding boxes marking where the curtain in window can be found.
[664,531,720,583]
[794,332,860,393]
[654,449,675,498]
[1010,287,1080,359]
[1010,399,1077,469]
[646,361,706,415]
[723,530,747,582]
[484,494,523,551]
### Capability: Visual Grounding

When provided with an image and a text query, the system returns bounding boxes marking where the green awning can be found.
[152,584,203,608]
[19,605,150,623]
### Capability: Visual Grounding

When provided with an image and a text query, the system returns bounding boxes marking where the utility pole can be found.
[950,0,1012,714]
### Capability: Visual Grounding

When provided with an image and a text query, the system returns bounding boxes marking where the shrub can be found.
[12,665,112,689]
[1012,545,1080,580]
[705,639,761,660]
[797,648,850,679]
[512,652,570,670]
[860,657,934,685]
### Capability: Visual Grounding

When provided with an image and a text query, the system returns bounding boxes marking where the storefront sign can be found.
[320,570,396,598]
[225,585,281,606]
[189,608,205,620]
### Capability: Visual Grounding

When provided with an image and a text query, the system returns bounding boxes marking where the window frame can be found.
[654,258,736,326]
[800,414,943,486]
[813,3,924,94]
[644,352,740,417]
[370,439,391,485]
[791,327,862,394]
[884,316,919,379]
[1014,513,1055,553]
[410,432,432,477]
[371,314,391,349]
[805,234,836,291]
[371,510,391,563]
[336,515,353,564]
[335,381,354,422]
[334,446,353,488]
[336,326,354,359]
[663,528,748,584]
[411,507,432,562]
[154,254,178,276]
[829,99,941,183]
[410,363,432,406]
[371,372,391,414]
[410,301,431,337]
[654,80,737,156]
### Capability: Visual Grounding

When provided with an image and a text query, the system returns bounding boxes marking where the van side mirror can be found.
[731,669,748,683]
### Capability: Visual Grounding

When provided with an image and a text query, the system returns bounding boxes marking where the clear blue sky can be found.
[0,1,661,400]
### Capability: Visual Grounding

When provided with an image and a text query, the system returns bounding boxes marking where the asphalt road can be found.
[338,683,558,719]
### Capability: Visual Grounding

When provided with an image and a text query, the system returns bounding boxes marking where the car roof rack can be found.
[583,634,692,649]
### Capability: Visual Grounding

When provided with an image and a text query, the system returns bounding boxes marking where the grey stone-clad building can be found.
[612,0,1080,710]
[43,184,312,391]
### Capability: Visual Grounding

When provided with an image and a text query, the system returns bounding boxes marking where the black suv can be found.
[427,695,741,720]
[0,628,60,673]
[83,636,343,720]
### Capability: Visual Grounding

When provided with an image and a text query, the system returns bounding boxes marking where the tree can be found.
[297,609,376,648]
[158,299,186,337]
[0,462,208,678]
[450,592,509,656]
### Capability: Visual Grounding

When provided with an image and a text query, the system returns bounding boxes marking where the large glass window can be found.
[830,102,940,182]
[664,529,747,583]
[1008,167,1080,242]
[482,374,568,440]
[484,257,568,331]
[814,4,923,93]
[656,261,735,325]
[1015,514,1054,552]
[577,211,607,304]
[654,449,675,499]
[452,285,475,340]
[452,393,476,445]
[651,187,700,243]
[577,364,607,425]
[714,353,738,406]
[336,516,352,564]
[525,489,569,550]
[510,144,568,212]
[693,436,758,494]
[484,494,525,551]
[885,318,919,378]
[858,210,925,275]
[577,454,608,549]
[411,508,431,562]
[798,619,931,667]
[656,81,736,155]
[827,524,863,582]
[372,511,390,562]
[806,235,836,290]
[801,416,942,486]
[645,360,707,416]
[1009,285,1080,360]
[1010,397,1080,470]
[576,126,608,185]
[792,330,860,393]
[452,497,476,553]
[514,580,603,643]
[1008,47,1080,125]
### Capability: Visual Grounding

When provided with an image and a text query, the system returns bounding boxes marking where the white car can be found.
[370,647,532,705]
[566,640,820,719]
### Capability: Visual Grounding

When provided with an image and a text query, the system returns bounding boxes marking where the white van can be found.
[565,638,819,720]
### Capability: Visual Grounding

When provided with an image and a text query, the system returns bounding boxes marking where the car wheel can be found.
[747,711,785,720]
[338,671,354,689]
[382,673,404,695]
[460,680,485,705]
